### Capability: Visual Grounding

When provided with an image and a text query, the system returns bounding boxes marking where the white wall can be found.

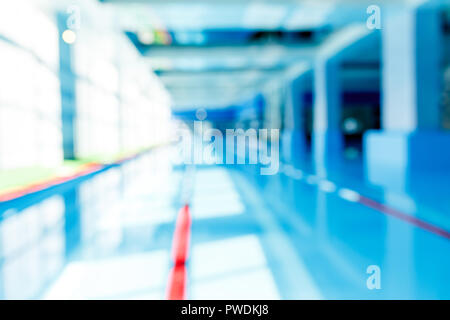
[0,1,62,169]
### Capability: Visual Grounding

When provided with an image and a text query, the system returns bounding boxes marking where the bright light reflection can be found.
[191,168,245,219]
[42,251,169,299]
[192,268,280,300]
[62,29,76,44]
[338,188,361,202]
[190,235,279,299]
[319,180,337,193]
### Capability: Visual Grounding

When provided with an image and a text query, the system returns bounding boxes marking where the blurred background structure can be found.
[0,0,450,299]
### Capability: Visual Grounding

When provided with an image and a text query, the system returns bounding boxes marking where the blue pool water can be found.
[0,148,449,299]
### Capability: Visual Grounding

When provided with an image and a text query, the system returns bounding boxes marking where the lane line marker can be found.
[319,180,337,193]
[306,175,320,185]
[337,188,361,202]
[358,196,450,240]
[280,162,450,240]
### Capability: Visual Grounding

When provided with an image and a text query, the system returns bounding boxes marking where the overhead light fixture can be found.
[137,30,155,45]
[62,29,76,44]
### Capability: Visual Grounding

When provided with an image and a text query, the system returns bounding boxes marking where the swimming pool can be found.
[0,148,449,299]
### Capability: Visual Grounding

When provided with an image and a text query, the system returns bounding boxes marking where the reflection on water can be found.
[0,196,65,299]
[43,250,170,300]
[190,235,279,300]
[0,150,182,299]
[1,150,450,299]
[236,159,450,299]
[191,168,245,219]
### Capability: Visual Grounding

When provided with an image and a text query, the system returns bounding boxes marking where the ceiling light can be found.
[62,29,76,44]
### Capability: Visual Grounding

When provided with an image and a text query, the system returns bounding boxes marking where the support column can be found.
[311,24,375,174]
[282,75,309,164]
[313,57,343,172]
[57,13,77,160]
[383,2,441,131]
[263,84,283,132]
[364,1,450,189]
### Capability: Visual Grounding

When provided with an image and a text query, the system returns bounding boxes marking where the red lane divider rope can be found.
[166,204,191,300]
[172,204,192,264]
[166,264,188,300]
[359,196,450,240]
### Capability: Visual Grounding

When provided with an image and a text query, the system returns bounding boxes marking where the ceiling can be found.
[99,0,386,111]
